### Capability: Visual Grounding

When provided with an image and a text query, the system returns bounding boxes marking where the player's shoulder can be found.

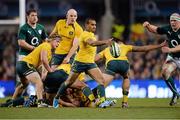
[159,25,171,30]
[56,19,65,25]
[74,22,82,27]
[36,23,45,29]
[81,31,93,37]
[19,23,29,30]
[40,42,51,47]
[83,31,93,35]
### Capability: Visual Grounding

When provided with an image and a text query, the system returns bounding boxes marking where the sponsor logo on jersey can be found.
[38,30,42,34]
[69,31,74,35]
[178,34,180,39]
[167,31,171,35]
[28,30,31,34]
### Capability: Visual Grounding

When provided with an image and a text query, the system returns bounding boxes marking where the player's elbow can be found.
[18,40,25,47]
[88,42,96,46]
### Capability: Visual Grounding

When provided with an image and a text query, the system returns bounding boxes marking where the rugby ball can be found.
[110,42,120,58]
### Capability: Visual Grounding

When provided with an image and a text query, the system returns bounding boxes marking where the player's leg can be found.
[87,67,107,106]
[53,72,80,108]
[0,77,28,107]
[162,61,179,105]
[11,55,26,100]
[71,80,96,107]
[121,73,130,108]
[91,73,114,99]
[25,72,47,107]
[116,61,130,108]
[45,93,56,105]
[12,83,24,100]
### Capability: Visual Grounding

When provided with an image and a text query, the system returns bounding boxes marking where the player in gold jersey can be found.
[95,38,166,108]
[16,35,60,107]
[53,18,113,108]
[50,9,83,69]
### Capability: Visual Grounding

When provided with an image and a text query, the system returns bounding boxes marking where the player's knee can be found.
[35,80,43,89]
[161,67,171,80]
[122,74,129,79]
[99,78,105,85]
[21,83,28,89]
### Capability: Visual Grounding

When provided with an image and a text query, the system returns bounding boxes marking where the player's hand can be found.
[143,21,150,27]
[160,41,167,47]
[106,38,113,46]
[62,57,70,64]
[48,68,55,73]
[161,47,171,53]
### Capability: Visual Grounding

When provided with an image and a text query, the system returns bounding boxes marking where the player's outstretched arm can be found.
[132,41,166,52]
[143,21,158,33]
[40,50,53,73]
[86,38,113,46]
[162,45,180,53]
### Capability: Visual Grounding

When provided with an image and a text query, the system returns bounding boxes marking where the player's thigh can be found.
[25,72,42,85]
[66,72,80,85]
[87,67,104,84]
[103,73,114,87]
[19,76,29,88]
[162,61,177,75]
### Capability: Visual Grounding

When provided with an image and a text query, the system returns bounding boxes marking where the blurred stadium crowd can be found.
[0,28,178,81]
[0,0,179,81]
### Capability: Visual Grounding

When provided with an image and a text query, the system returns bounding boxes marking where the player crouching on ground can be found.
[44,63,96,107]
[16,34,60,107]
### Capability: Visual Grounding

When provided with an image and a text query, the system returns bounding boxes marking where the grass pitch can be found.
[0,98,180,119]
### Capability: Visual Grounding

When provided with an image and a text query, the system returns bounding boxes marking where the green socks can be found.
[82,86,95,101]
[165,77,178,95]
[122,90,129,103]
[55,82,68,99]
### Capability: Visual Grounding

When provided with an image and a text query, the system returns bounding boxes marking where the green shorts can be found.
[16,61,37,78]
[105,60,129,76]
[44,69,68,93]
[51,54,67,65]
[51,54,75,65]
[72,61,97,73]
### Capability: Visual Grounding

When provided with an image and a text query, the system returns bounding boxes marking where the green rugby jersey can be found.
[157,25,180,58]
[18,23,47,55]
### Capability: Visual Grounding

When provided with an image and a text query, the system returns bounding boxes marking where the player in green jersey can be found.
[143,13,180,106]
[13,9,48,105]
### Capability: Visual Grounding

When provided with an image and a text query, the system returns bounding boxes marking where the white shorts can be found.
[18,55,26,61]
[166,55,180,69]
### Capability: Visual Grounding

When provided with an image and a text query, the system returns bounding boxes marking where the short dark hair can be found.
[26,9,37,16]
[85,18,96,25]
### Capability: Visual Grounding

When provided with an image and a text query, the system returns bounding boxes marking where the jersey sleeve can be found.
[125,45,133,52]
[83,33,95,43]
[18,27,26,40]
[156,25,169,35]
